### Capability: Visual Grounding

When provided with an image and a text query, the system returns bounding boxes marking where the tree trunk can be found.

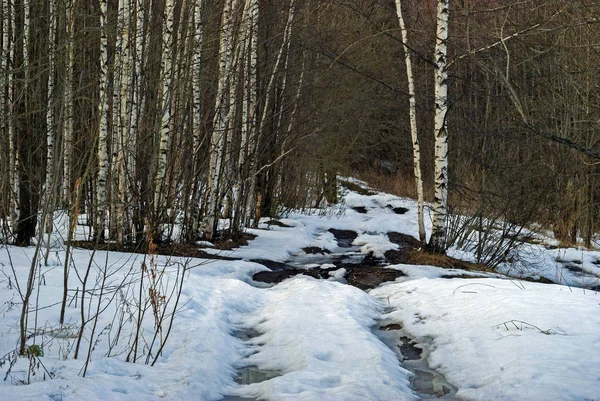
[395,0,425,243]
[429,0,449,252]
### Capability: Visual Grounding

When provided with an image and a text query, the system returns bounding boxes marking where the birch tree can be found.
[429,0,449,252]
[153,0,174,221]
[394,0,425,243]
[96,0,110,239]
[204,0,239,240]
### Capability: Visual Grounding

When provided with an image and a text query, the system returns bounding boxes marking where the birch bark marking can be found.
[394,0,425,243]
[243,0,258,226]
[96,0,109,240]
[154,0,174,217]
[191,0,204,156]
[44,0,56,234]
[429,0,449,252]
[0,0,6,228]
[63,0,75,205]
[3,0,18,232]
[204,0,237,240]
[115,0,129,244]
[189,0,204,236]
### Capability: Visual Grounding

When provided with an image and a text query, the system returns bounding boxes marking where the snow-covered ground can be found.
[1,179,599,400]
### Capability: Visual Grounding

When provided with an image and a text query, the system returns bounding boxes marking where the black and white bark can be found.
[429,0,449,252]
[394,0,425,243]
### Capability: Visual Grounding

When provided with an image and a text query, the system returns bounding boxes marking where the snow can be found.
[352,233,399,258]
[371,278,600,401]
[1,180,600,400]
[230,277,415,401]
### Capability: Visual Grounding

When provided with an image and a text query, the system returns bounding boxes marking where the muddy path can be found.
[225,228,460,400]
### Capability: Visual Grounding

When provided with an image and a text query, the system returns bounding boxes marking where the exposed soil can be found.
[352,206,368,214]
[71,232,255,258]
[252,262,405,290]
[71,240,240,260]
[384,232,495,273]
[252,268,325,284]
[387,205,409,215]
[250,259,293,270]
[264,219,292,228]
[302,247,332,255]
[212,233,257,250]
[380,323,403,331]
[512,276,555,285]
[340,180,377,196]
[440,274,494,280]
[345,267,405,290]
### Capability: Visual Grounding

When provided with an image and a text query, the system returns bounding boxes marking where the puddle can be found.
[328,229,358,248]
[375,324,458,400]
[233,328,261,341]
[235,366,281,385]
[388,205,409,215]
[412,369,452,397]
[398,336,422,360]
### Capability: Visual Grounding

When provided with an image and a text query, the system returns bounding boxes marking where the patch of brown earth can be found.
[340,180,377,196]
[345,267,405,290]
[302,247,332,255]
[264,219,292,228]
[70,235,255,260]
[385,232,494,273]
[212,232,257,250]
[387,205,409,215]
[252,264,405,290]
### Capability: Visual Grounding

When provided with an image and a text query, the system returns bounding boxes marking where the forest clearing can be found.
[1,0,600,399]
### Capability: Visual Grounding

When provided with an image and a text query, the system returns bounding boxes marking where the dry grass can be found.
[408,251,496,273]
[353,169,434,201]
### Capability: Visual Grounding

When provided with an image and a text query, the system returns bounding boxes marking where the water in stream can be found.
[376,324,458,400]
[229,228,460,400]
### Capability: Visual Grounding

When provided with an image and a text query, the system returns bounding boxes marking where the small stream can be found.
[225,228,459,400]
[376,323,458,400]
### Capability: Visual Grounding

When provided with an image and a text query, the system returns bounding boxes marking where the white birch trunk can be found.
[233,0,254,225]
[222,1,250,221]
[63,1,75,205]
[154,0,174,216]
[115,0,129,243]
[2,0,17,231]
[429,0,449,252]
[192,0,204,157]
[190,0,204,235]
[394,0,426,243]
[204,0,238,239]
[9,112,18,232]
[96,0,109,239]
[44,0,56,234]
[243,0,259,226]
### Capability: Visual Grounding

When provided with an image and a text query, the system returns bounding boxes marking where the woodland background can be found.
[0,0,599,250]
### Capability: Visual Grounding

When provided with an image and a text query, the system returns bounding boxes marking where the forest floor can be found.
[1,178,599,400]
